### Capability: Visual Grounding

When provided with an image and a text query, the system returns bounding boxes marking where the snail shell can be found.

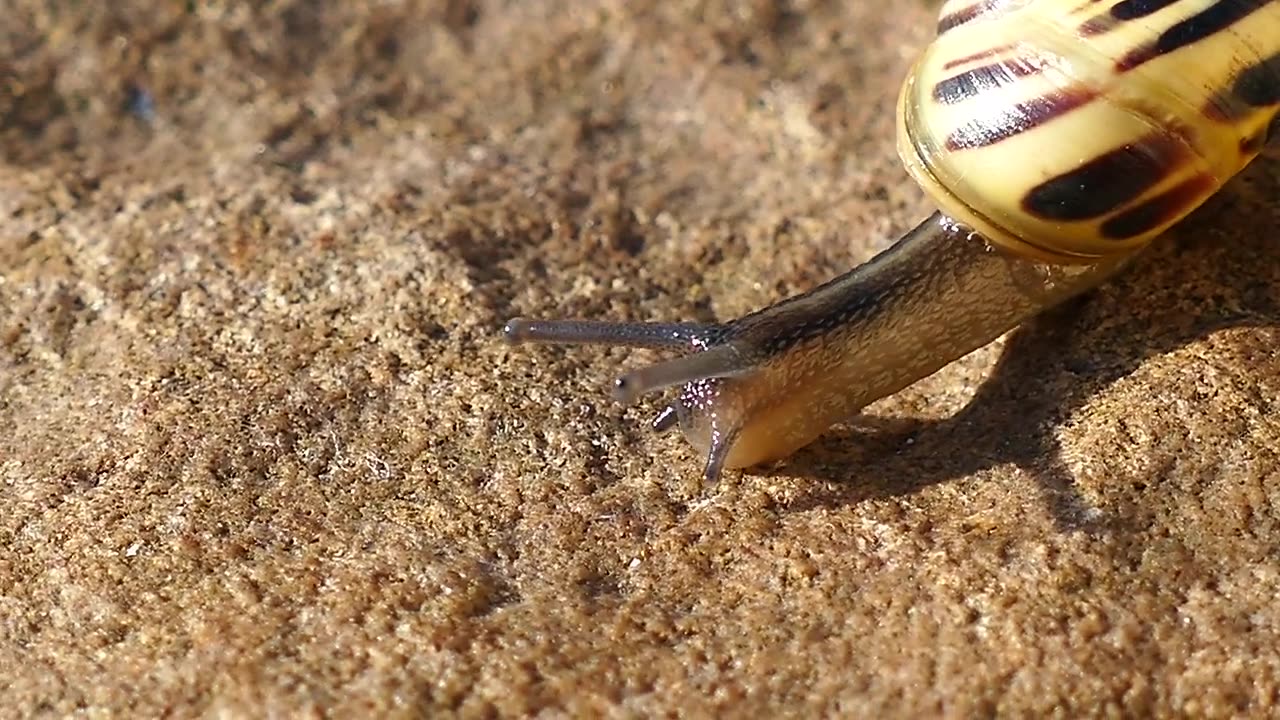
[903,0,1280,263]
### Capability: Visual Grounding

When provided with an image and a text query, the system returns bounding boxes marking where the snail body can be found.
[504,0,1280,484]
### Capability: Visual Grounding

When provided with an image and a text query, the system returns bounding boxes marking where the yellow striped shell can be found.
[897,0,1280,263]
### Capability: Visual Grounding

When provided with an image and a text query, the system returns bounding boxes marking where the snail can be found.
[503,0,1280,484]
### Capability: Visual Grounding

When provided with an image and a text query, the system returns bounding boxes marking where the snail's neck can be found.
[728,212,1133,413]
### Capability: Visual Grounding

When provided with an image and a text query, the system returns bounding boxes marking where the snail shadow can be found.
[760,166,1280,531]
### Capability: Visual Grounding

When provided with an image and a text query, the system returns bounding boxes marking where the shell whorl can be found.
[898,0,1280,263]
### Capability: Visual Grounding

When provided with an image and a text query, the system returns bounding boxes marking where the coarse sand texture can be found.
[2,2,1279,717]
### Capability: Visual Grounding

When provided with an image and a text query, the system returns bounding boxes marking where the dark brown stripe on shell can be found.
[1083,0,1183,37]
[1232,51,1280,107]
[1079,15,1118,34]
[1202,51,1280,121]
[1112,0,1183,20]
[1117,0,1269,72]
[1099,174,1216,239]
[945,87,1098,150]
[937,0,1001,33]
[941,43,1017,70]
[1021,133,1190,221]
[933,55,1048,104]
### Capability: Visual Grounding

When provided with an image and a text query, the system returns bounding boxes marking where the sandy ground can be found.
[3,1,1279,717]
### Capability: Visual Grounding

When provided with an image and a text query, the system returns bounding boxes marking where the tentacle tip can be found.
[701,456,730,489]
[700,427,740,488]
[701,466,722,487]
[502,317,530,344]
